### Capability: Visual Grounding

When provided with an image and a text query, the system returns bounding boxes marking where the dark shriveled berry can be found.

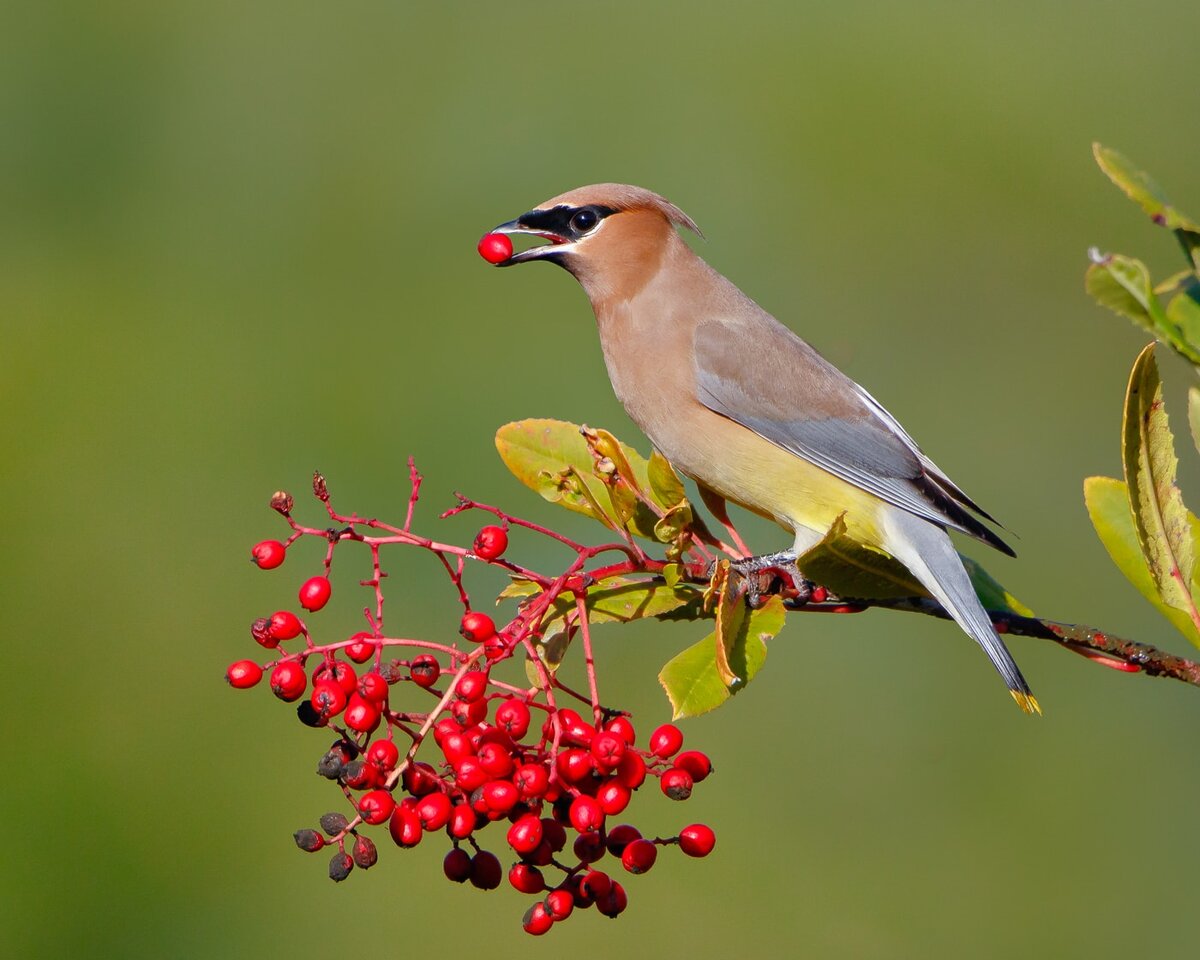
[328,850,354,882]
[352,835,378,869]
[294,829,324,852]
[296,700,324,727]
[320,812,350,835]
[469,850,502,890]
[443,847,472,882]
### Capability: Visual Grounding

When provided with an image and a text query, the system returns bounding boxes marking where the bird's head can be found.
[488,184,702,298]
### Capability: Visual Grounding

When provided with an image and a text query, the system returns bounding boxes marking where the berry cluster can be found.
[228,469,716,934]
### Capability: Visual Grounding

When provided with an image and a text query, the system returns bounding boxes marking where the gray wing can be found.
[692,315,1013,555]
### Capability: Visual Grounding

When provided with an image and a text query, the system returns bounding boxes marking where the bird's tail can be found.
[881,508,1041,716]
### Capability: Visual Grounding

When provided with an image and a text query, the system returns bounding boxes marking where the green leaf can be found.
[1190,386,1200,456]
[497,577,540,602]
[1166,274,1200,358]
[647,451,686,509]
[1084,475,1200,647]
[658,595,783,719]
[1093,143,1200,233]
[1085,254,1200,364]
[1121,344,1200,624]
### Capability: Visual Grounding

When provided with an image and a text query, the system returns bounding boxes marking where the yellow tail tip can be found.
[1010,691,1043,716]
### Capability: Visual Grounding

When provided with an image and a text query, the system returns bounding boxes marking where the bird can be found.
[486,183,1039,714]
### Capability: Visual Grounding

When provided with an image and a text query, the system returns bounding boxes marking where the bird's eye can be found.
[570,208,599,234]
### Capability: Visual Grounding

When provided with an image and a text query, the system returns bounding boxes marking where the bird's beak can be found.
[490,215,573,266]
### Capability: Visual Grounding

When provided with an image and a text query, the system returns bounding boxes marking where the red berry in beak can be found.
[477,232,513,264]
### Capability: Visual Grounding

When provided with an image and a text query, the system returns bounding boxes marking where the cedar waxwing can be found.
[488,184,1039,714]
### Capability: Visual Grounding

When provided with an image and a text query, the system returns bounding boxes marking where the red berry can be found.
[477,741,514,779]
[568,795,604,834]
[268,610,303,642]
[541,818,567,852]
[342,760,379,790]
[544,888,574,921]
[522,901,553,936]
[596,780,631,816]
[311,681,347,719]
[388,805,423,847]
[573,831,605,864]
[251,539,286,569]
[605,823,641,856]
[358,789,396,825]
[345,632,376,663]
[495,698,531,738]
[443,847,472,882]
[596,880,628,918]
[402,761,439,797]
[580,869,612,900]
[270,661,307,701]
[482,780,519,814]
[621,838,658,874]
[312,660,356,694]
[410,654,440,687]
[674,750,712,783]
[440,730,474,763]
[514,763,550,800]
[460,611,496,643]
[366,739,399,771]
[451,697,487,726]
[477,232,514,265]
[604,716,636,745]
[482,633,508,662]
[469,850,502,890]
[416,792,453,831]
[453,757,487,792]
[299,575,332,612]
[509,862,546,894]
[448,803,476,839]
[507,814,544,855]
[590,731,626,770]
[557,709,595,745]
[357,672,389,703]
[660,766,693,800]
[679,823,716,858]
[615,750,646,789]
[473,525,509,560]
[456,670,489,703]
[649,723,683,758]
[225,660,262,689]
[556,748,593,784]
[343,694,381,733]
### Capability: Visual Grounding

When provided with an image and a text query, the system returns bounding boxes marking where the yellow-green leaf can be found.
[647,451,686,509]
[1084,475,1200,648]
[497,577,540,602]
[1085,254,1200,364]
[1093,143,1200,233]
[1190,386,1200,456]
[658,595,783,719]
[1121,344,1200,621]
[543,579,702,629]
[1166,276,1200,361]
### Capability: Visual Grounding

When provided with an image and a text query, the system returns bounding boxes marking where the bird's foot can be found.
[707,550,814,607]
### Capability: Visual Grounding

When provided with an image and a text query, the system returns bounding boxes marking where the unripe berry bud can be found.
[472,525,508,560]
[328,850,354,882]
[293,828,324,852]
[269,490,294,515]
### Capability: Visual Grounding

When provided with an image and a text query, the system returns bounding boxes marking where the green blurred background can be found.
[4,2,1200,957]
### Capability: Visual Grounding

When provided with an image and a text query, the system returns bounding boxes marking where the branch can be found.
[794,594,1200,688]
